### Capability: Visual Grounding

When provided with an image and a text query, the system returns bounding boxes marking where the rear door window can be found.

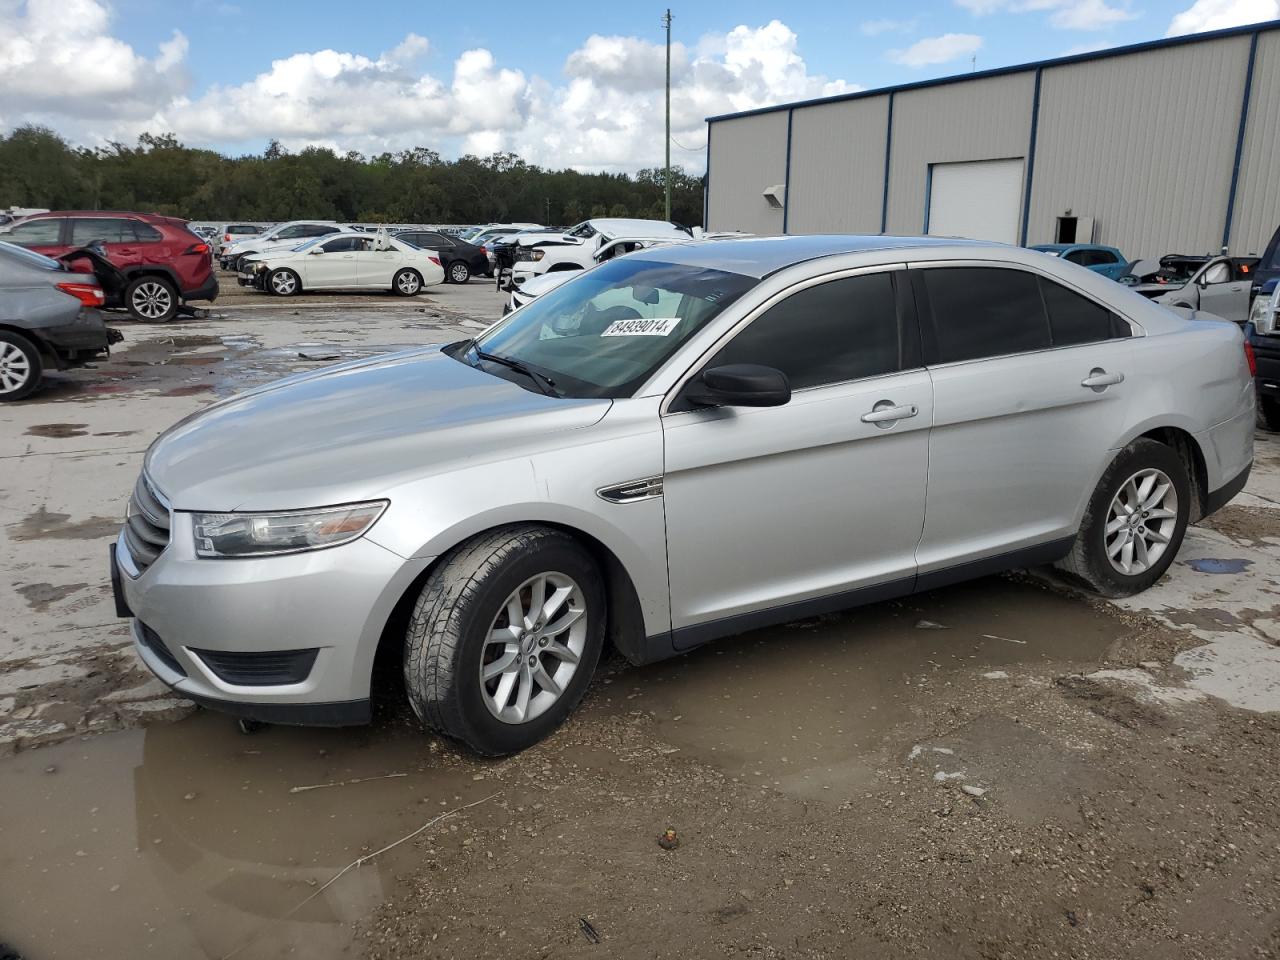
[71,218,136,244]
[1039,278,1129,346]
[920,267,1051,363]
[709,272,903,390]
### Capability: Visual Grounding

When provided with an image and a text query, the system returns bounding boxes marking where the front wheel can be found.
[267,268,300,297]
[1055,438,1190,597]
[126,276,179,322]
[393,268,423,296]
[0,331,43,402]
[404,525,606,755]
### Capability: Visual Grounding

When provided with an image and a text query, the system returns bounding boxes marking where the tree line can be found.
[0,126,706,227]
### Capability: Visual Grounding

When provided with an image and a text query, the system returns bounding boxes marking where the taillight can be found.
[479,245,487,254]
[1244,340,1257,377]
[429,255,441,266]
[184,242,210,255]
[56,282,105,307]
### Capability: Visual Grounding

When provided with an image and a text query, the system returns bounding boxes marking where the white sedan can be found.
[239,232,445,296]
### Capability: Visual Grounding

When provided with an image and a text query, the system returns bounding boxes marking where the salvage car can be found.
[1030,243,1129,280]
[505,219,693,289]
[0,240,121,401]
[220,221,350,272]
[113,236,1254,755]
[238,231,444,296]
[1247,278,1279,430]
[1,211,218,322]
[1127,254,1256,324]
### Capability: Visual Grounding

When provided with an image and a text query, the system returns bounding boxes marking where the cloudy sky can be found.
[1,0,1276,171]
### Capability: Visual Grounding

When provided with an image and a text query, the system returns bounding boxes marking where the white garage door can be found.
[927,158,1025,244]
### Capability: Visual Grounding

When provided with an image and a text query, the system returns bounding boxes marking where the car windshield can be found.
[460,257,757,399]
[0,240,60,270]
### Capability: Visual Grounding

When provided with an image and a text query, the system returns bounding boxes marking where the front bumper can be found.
[114,518,432,726]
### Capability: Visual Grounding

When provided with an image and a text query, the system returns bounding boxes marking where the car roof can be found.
[624,234,997,278]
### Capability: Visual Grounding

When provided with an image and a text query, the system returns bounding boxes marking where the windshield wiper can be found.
[472,348,560,397]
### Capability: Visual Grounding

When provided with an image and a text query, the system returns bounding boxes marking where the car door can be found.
[1196,258,1250,324]
[911,263,1133,583]
[661,268,932,643]
[70,217,145,273]
[354,236,398,287]
[302,236,360,288]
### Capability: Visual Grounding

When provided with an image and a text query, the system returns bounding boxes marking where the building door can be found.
[927,158,1024,244]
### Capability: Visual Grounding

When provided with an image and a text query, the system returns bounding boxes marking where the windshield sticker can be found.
[600,317,681,337]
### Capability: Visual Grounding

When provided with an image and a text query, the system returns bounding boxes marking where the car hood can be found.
[145,346,612,511]
[518,271,576,298]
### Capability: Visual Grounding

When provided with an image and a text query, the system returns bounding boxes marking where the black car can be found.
[1247,277,1279,431]
[393,231,487,283]
[1252,223,1280,294]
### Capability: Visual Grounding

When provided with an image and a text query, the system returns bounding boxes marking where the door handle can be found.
[1081,368,1124,390]
[861,401,919,424]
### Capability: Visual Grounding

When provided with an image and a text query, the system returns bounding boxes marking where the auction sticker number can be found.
[600,317,681,337]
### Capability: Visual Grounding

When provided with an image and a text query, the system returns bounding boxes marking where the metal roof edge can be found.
[705,18,1280,123]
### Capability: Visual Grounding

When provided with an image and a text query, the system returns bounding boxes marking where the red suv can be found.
[2,211,218,322]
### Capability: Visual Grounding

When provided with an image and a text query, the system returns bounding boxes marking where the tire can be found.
[0,331,43,402]
[393,268,423,296]
[447,260,470,284]
[125,276,179,323]
[404,525,606,756]
[267,268,300,297]
[1261,395,1280,432]
[1055,438,1191,598]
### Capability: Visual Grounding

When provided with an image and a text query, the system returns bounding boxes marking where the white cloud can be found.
[956,0,1138,29]
[887,33,984,67]
[0,0,187,119]
[860,18,919,35]
[0,7,855,174]
[1166,0,1279,34]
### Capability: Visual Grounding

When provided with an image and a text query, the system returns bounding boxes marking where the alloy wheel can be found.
[449,263,469,283]
[132,281,173,320]
[0,341,32,393]
[271,272,297,295]
[398,271,421,294]
[480,572,587,724]
[1104,467,1178,575]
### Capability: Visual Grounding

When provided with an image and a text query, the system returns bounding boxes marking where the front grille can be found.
[138,622,186,677]
[123,472,170,573]
[192,648,320,686]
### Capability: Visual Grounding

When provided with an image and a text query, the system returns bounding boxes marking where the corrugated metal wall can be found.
[785,96,890,234]
[1230,30,1280,256]
[706,112,789,235]
[885,73,1035,236]
[1029,35,1252,256]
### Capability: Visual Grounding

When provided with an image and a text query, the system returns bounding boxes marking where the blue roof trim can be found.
[1223,31,1259,251]
[1019,67,1043,247]
[705,19,1280,123]
[782,109,794,234]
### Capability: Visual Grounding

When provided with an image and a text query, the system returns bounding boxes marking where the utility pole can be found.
[663,8,673,222]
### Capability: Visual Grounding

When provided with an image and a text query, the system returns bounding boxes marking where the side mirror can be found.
[309,247,325,255]
[685,364,791,408]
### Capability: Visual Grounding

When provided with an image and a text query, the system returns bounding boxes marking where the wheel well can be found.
[124,267,179,288]
[371,521,647,689]
[0,323,52,362]
[1140,426,1207,522]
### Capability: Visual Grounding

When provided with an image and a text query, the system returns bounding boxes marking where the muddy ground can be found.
[1,275,1279,959]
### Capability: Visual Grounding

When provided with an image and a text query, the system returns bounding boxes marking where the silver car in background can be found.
[113,236,1255,755]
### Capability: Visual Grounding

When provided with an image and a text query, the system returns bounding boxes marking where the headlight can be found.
[530,249,545,262]
[1251,288,1279,336]
[191,501,388,558]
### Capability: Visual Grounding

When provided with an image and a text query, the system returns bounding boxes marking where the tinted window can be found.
[133,221,163,242]
[710,273,901,390]
[1080,250,1117,267]
[1039,278,1127,346]
[307,225,340,237]
[6,218,63,246]
[71,218,135,244]
[321,237,363,253]
[1064,250,1089,265]
[923,267,1051,363]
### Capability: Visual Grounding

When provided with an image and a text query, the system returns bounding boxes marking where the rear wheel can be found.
[1055,438,1190,597]
[447,260,471,284]
[267,268,300,297]
[403,525,606,756]
[393,268,423,296]
[0,332,42,402]
[126,276,178,323]
[1261,395,1280,432]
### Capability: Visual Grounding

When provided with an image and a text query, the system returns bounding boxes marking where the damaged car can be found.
[238,231,445,296]
[0,240,121,401]
[1126,254,1257,324]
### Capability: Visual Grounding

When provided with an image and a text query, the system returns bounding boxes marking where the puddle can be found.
[15,582,87,612]
[7,507,121,542]
[25,423,89,438]
[0,713,504,960]
[1186,558,1253,574]
[623,578,1123,799]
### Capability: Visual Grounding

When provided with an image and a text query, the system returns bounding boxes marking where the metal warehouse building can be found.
[704,20,1280,258]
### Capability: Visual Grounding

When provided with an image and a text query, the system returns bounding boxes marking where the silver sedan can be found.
[114,236,1255,754]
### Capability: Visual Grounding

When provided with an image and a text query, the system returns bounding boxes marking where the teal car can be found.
[1030,243,1129,281]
